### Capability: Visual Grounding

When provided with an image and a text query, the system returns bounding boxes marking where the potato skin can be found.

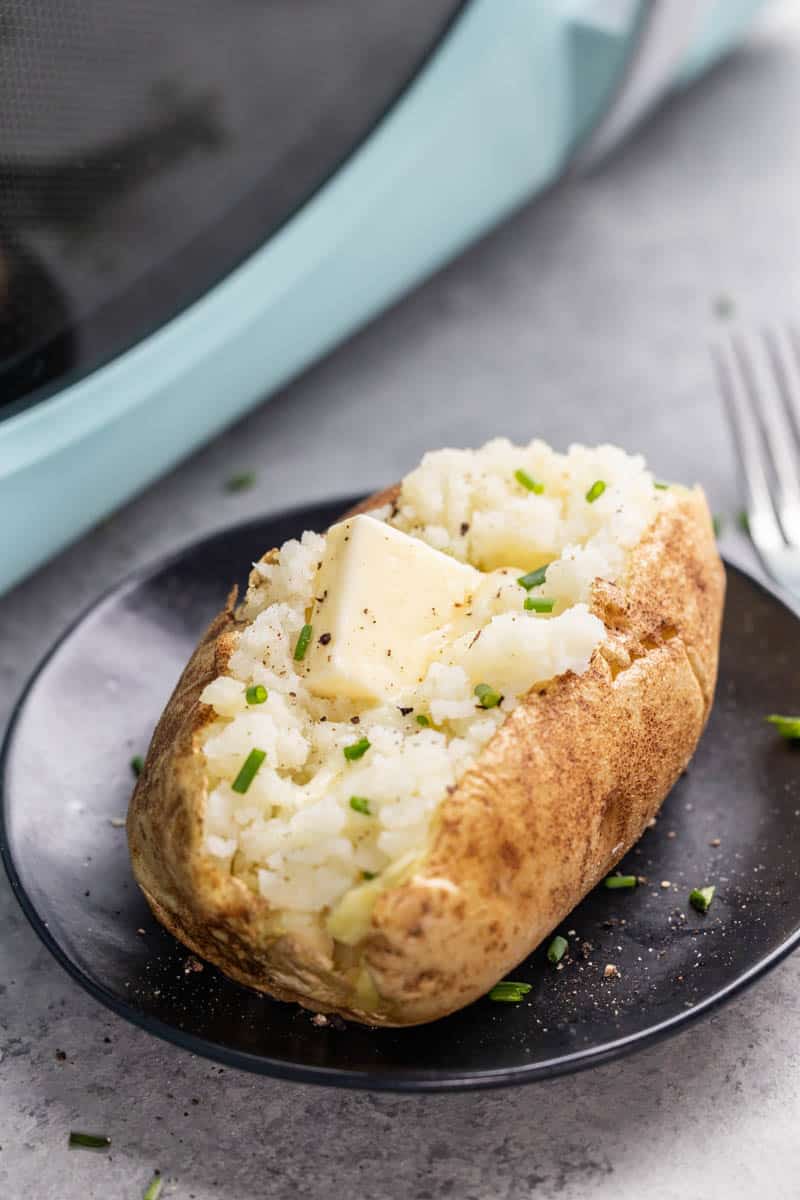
[127,487,724,1025]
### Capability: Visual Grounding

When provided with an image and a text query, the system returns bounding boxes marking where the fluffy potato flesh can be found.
[127,439,724,1025]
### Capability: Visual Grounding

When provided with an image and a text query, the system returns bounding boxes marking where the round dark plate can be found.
[3,499,800,1092]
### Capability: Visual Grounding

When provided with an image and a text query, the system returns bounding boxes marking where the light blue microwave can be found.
[1,0,766,594]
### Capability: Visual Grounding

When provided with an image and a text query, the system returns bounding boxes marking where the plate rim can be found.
[3,500,800,1092]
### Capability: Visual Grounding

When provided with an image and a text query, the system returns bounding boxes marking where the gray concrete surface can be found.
[3,4,800,1197]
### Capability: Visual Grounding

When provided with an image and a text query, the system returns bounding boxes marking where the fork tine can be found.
[790,326,800,374]
[712,337,784,554]
[758,329,800,548]
[774,326,800,438]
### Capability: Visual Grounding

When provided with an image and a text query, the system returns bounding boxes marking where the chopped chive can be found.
[547,935,568,964]
[68,1131,111,1150]
[525,596,555,613]
[586,479,606,503]
[766,714,800,741]
[349,795,371,816]
[225,470,256,493]
[518,564,550,591]
[514,468,544,494]
[738,509,750,534]
[231,748,266,794]
[689,885,715,913]
[245,684,268,705]
[362,870,377,881]
[130,755,144,777]
[143,1178,164,1200]
[713,295,735,320]
[654,481,670,490]
[475,683,502,709]
[293,623,313,661]
[343,736,370,762]
[603,874,637,890]
[415,713,431,728]
[488,980,532,1003]
[712,514,723,538]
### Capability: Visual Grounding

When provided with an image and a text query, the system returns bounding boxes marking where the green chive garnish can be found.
[245,684,267,705]
[130,755,144,777]
[231,748,266,794]
[654,481,670,490]
[488,980,532,1003]
[349,796,371,815]
[524,596,555,613]
[603,874,637,890]
[712,514,723,538]
[415,713,431,727]
[738,509,750,534]
[518,564,550,590]
[343,736,370,762]
[547,935,568,964]
[586,479,606,503]
[143,1178,164,1200]
[362,870,377,881]
[294,624,313,661]
[475,683,502,709]
[514,468,544,494]
[225,471,256,493]
[68,1132,111,1150]
[689,885,715,913]
[766,714,800,741]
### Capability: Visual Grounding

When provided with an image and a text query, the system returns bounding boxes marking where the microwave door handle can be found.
[570,0,718,169]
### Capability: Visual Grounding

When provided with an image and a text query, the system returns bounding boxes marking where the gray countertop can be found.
[3,4,800,1197]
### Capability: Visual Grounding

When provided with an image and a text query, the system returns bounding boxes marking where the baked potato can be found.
[128,438,724,1026]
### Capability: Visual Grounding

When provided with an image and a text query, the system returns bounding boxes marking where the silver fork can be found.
[713,327,800,598]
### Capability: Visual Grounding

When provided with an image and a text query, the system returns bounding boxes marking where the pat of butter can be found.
[303,515,479,702]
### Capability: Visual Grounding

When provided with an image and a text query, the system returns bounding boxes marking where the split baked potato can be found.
[128,438,724,1026]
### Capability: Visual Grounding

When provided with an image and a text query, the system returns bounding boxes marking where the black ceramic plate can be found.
[3,500,800,1092]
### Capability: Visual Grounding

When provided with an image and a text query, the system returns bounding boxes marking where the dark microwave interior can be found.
[0,0,465,418]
